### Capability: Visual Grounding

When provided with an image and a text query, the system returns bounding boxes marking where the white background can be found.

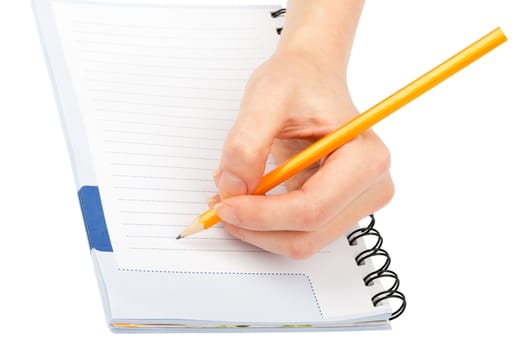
[1,0,519,349]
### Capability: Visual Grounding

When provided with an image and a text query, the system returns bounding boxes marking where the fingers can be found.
[207,194,221,208]
[223,223,315,259]
[216,191,312,231]
[222,173,394,259]
[217,83,287,199]
[215,130,391,232]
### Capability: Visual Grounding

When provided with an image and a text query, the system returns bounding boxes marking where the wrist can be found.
[274,44,347,79]
[275,0,364,76]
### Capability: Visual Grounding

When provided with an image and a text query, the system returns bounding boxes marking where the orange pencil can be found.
[177,27,507,240]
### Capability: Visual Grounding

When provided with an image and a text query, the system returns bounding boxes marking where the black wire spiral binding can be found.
[347,215,406,320]
[270,8,286,35]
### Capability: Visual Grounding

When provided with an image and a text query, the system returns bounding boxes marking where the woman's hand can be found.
[212,50,394,259]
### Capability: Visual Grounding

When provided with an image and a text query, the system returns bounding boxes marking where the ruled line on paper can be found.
[79,49,265,62]
[120,210,204,215]
[88,88,242,101]
[125,234,238,241]
[76,38,264,50]
[102,129,225,142]
[129,247,269,254]
[105,152,274,168]
[185,237,237,241]
[122,223,186,228]
[86,68,247,81]
[83,62,253,73]
[106,151,220,161]
[110,163,214,171]
[82,60,255,73]
[127,247,332,254]
[71,20,257,31]
[122,222,228,232]
[95,112,235,124]
[118,198,207,204]
[113,174,214,182]
[92,97,240,111]
[114,186,215,193]
[96,119,229,132]
[71,29,259,40]
[85,78,247,91]
[103,140,222,151]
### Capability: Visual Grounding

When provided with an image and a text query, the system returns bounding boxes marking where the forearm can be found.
[276,0,364,73]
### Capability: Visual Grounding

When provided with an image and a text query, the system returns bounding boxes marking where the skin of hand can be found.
[211,0,394,259]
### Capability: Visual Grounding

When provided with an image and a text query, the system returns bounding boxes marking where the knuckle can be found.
[367,175,395,215]
[300,199,327,231]
[244,74,268,94]
[247,71,285,94]
[243,72,294,106]
[223,132,264,167]
[285,236,315,260]
[377,176,395,209]
[223,134,249,159]
[372,143,391,176]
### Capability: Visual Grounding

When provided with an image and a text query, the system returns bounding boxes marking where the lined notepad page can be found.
[51,0,387,320]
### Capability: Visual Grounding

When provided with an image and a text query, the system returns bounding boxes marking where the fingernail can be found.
[218,171,247,199]
[214,202,239,225]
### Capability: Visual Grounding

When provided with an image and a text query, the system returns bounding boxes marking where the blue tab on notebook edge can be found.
[78,186,113,252]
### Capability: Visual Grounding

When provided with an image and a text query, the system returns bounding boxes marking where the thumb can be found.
[218,91,285,199]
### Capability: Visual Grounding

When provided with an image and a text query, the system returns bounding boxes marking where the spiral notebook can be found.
[33,0,405,332]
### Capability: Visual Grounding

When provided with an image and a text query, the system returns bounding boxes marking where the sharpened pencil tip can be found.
[179,218,205,239]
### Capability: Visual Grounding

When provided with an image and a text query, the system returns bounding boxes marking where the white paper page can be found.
[50,0,389,320]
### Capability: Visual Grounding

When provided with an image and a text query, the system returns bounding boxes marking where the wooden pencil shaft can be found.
[184,27,506,234]
[255,27,506,195]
